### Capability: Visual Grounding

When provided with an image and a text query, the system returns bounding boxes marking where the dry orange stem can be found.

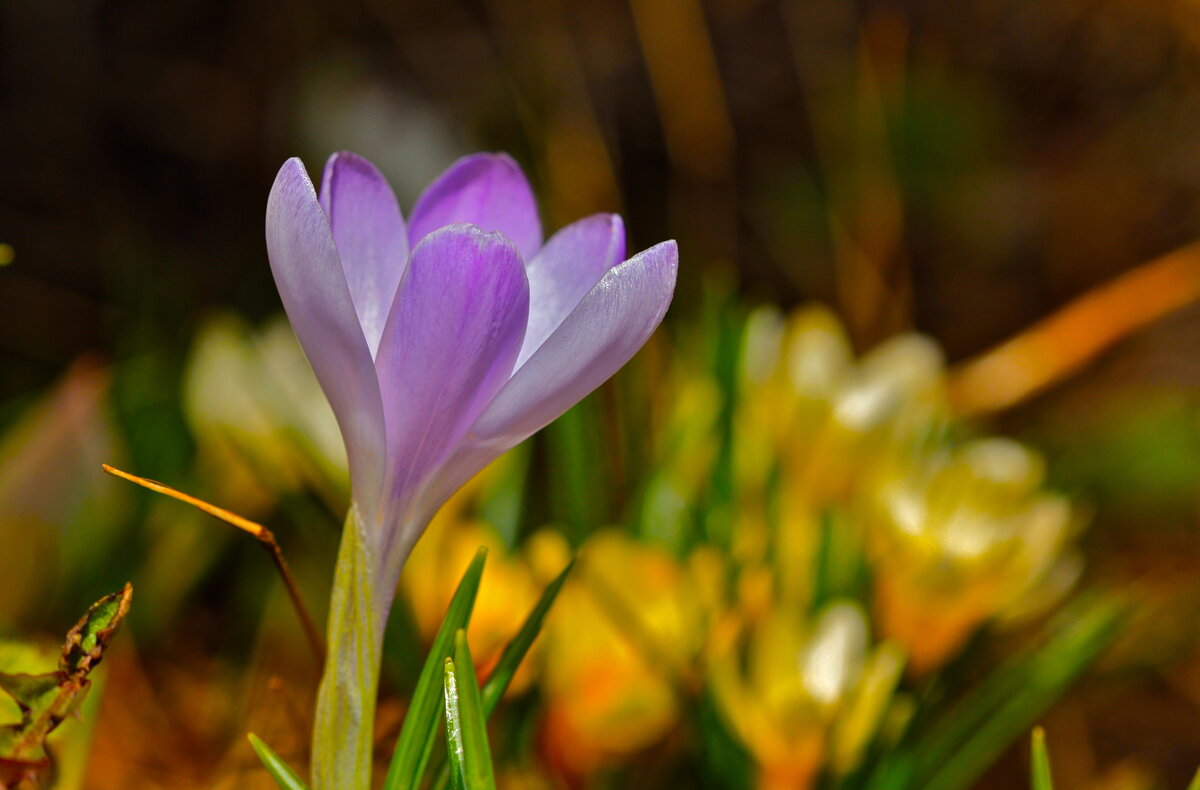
[103,464,267,537]
[947,241,1200,416]
[101,464,325,665]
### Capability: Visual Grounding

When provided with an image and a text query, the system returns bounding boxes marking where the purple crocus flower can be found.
[265,151,676,787]
[267,149,676,585]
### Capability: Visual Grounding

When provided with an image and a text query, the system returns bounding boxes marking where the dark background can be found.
[8,0,1200,393]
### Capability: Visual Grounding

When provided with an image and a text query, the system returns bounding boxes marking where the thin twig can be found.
[102,464,326,666]
[947,240,1200,416]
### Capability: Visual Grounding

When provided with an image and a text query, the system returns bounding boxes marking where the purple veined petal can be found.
[373,223,530,542]
[265,158,387,523]
[475,240,676,443]
[517,213,625,368]
[418,240,676,515]
[319,152,410,358]
[407,153,543,262]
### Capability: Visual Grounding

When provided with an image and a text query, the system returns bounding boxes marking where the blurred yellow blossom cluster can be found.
[728,305,1081,669]
[179,303,1087,789]
[682,305,1085,786]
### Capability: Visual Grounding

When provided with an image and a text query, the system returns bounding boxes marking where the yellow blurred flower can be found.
[737,304,945,516]
[866,437,1080,673]
[709,598,904,790]
[537,530,710,780]
[732,305,950,608]
[726,304,1080,676]
[688,303,1084,783]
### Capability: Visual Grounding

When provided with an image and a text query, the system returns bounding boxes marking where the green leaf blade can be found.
[431,558,573,790]
[480,558,573,714]
[384,548,487,790]
[453,630,496,790]
[248,733,311,790]
[443,658,467,790]
[1030,728,1053,790]
[873,595,1126,790]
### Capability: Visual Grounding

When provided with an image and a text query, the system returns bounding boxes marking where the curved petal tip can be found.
[408,152,543,261]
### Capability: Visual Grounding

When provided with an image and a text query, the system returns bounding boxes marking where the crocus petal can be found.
[373,223,530,532]
[517,213,625,368]
[474,240,676,443]
[265,158,387,520]
[319,152,410,357]
[406,153,542,261]
[420,240,677,513]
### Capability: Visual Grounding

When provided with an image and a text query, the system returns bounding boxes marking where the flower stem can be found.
[311,506,387,790]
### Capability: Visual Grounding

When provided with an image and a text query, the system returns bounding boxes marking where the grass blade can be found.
[384,548,488,790]
[912,596,1125,790]
[444,657,467,790]
[865,595,1125,790]
[1030,728,1053,790]
[544,398,608,542]
[480,558,573,712]
[453,630,497,790]
[1187,767,1200,790]
[430,559,574,790]
[248,734,310,790]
